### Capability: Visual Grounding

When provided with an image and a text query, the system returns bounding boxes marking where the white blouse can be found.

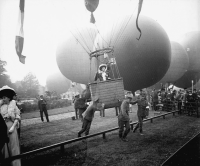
[0,100,21,122]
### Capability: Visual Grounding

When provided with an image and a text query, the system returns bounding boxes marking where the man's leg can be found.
[78,109,84,121]
[75,108,78,119]
[43,107,49,122]
[138,116,144,134]
[78,119,88,137]
[118,118,124,138]
[84,120,92,136]
[40,110,44,122]
[122,121,130,140]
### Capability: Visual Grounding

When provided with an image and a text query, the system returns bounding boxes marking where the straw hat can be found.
[0,85,16,99]
[99,64,107,71]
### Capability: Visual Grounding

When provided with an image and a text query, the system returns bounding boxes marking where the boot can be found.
[133,126,138,133]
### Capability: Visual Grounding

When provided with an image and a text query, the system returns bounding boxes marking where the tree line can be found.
[0,58,41,98]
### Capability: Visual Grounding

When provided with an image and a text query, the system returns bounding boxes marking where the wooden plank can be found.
[91,93,124,98]
[91,87,124,93]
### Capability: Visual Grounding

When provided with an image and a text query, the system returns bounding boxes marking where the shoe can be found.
[133,128,137,133]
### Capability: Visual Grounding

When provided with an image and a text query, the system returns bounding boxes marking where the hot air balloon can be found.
[85,0,99,23]
[179,31,200,72]
[153,41,189,89]
[57,15,171,92]
[174,70,200,89]
[56,24,98,84]
[46,71,71,95]
[94,15,171,92]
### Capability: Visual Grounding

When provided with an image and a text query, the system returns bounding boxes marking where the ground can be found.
[19,105,200,166]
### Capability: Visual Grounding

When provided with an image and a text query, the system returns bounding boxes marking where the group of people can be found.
[76,88,150,142]
[151,88,200,113]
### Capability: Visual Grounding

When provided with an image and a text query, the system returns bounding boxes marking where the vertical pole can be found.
[192,80,194,93]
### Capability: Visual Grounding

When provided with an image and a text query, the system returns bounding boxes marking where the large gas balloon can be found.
[56,25,97,84]
[179,31,200,72]
[95,15,171,92]
[174,70,200,89]
[46,71,71,95]
[156,41,189,84]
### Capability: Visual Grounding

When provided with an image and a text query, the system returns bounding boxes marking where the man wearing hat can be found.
[118,92,133,142]
[132,90,149,135]
[38,95,49,122]
[78,96,103,137]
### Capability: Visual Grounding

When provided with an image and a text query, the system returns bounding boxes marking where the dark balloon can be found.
[95,15,171,92]
[46,71,71,95]
[156,41,189,84]
[179,31,200,72]
[174,70,200,89]
[85,0,99,12]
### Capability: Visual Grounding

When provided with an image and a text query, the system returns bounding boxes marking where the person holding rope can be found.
[132,90,150,135]
[0,85,21,166]
[118,93,133,142]
[78,96,104,137]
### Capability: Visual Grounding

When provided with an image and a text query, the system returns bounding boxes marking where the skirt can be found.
[2,120,21,166]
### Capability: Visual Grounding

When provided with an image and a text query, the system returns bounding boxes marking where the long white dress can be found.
[0,100,21,166]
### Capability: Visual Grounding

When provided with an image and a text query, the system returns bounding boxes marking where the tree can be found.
[19,72,40,98]
[0,59,16,88]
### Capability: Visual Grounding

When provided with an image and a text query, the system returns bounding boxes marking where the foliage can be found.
[20,98,71,113]
[0,59,16,88]
[16,72,40,98]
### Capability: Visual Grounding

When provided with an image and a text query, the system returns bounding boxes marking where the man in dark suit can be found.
[38,95,49,122]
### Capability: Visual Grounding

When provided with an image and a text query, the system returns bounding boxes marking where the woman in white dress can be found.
[0,86,21,166]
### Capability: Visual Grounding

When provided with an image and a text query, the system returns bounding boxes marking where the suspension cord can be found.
[113,5,137,46]
[69,29,90,54]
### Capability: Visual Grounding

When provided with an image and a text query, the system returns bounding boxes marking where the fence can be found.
[2,109,181,164]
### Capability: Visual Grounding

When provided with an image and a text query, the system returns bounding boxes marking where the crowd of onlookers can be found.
[150,88,200,114]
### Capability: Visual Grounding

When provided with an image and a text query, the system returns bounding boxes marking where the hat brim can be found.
[99,64,107,71]
[0,89,16,98]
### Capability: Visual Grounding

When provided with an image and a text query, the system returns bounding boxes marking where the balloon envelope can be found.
[95,15,171,92]
[179,31,200,72]
[46,71,71,95]
[56,25,97,84]
[157,41,189,83]
[85,0,99,12]
[174,70,200,89]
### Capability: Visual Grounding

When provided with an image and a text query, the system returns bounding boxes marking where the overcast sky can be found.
[0,0,199,86]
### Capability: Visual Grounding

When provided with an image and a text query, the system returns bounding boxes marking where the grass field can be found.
[20,106,200,166]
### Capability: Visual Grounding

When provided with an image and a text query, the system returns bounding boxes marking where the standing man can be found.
[152,89,158,111]
[38,95,49,122]
[132,90,149,135]
[118,93,133,142]
[78,97,103,137]
[73,94,80,119]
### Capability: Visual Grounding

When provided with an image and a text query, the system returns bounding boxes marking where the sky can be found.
[0,0,199,86]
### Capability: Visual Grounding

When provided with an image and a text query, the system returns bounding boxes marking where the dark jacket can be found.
[118,100,130,121]
[0,114,9,151]
[38,99,47,111]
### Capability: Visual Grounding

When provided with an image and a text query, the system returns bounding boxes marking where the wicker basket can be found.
[89,78,125,109]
